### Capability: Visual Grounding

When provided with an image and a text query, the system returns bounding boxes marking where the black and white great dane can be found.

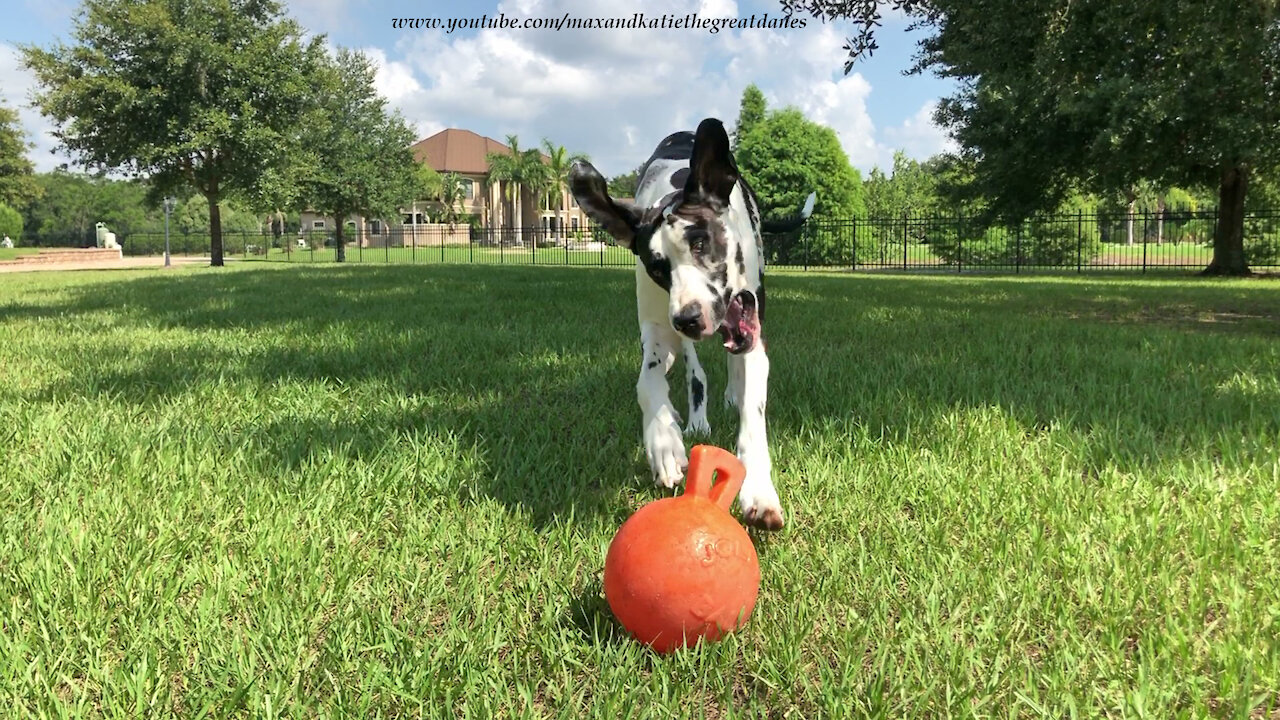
[569,118,815,530]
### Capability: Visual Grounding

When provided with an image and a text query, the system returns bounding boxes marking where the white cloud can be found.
[4,0,953,182]
[0,43,66,173]
[363,47,422,103]
[878,100,957,170]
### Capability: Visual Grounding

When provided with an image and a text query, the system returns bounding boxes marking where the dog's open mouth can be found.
[718,289,759,355]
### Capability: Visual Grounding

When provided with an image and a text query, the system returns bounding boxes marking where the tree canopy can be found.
[22,0,326,266]
[607,167,642,199]
[733,84,767,151]
[297,48,420,262]
[921,0,1279,274]
[486,136,548,232]
[787,0,1280,275]
[735,90,866,264]
[0,104,42,211]
[0,204,22,240]
[864,150,938,218]
[736,108,865,224]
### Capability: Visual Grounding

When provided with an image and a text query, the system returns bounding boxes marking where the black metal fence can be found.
[19,209,1280,272]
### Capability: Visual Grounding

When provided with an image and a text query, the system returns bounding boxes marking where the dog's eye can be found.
[685,229,709,252]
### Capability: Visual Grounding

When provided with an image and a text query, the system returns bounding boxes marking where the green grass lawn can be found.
[255,243,637,268]
[0,247,41,261]
[246,239,1226,272]
[1,264,1278,717]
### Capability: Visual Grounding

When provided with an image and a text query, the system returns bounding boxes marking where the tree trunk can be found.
[1202,165,1251,276]
[514,184,522,246]
[1156,195,1165,245]
[335,211,346,262]
[1125,191,1136,247]
[208,191,224,267]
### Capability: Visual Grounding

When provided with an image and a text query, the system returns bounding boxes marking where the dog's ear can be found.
[685,118,738,208]
[569,160,644,248]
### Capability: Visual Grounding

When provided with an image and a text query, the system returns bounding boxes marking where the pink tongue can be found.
[720,290,759,353]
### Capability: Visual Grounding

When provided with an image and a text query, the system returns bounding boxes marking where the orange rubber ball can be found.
[603,445,761,653]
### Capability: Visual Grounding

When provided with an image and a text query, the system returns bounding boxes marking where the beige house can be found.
[409,128,591,236]
[298,129,592,247]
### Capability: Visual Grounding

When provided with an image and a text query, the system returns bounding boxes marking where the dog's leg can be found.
[683,340,711,436]
[638,321,688,488]
[736,343,783,530]
[725,353,745,410]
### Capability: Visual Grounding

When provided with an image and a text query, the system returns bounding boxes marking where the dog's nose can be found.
[672,303,705,338]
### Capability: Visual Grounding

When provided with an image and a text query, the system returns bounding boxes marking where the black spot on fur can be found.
[734,242,746,277]
[641,253,672,291]
[670,167,690,188]
[757,284,766,323]
[647,360,660,370]
[635,133,694,200]
[709,264,728,287]
[691,376,705,411]
[741,176,762,231]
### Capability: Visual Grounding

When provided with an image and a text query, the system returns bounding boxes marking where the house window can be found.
[571,217,579,231]
[312,220,326,229]
[402,213,414,225]
[417,213,426,224]
[463,180,475,199]
[370,220,382,235]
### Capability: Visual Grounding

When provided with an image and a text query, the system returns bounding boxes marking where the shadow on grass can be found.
[4,264,1279,528]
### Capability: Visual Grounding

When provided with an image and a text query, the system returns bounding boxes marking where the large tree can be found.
[0,103,43,211]
[22,0,325,266]
[298,48,420,262]
[925,0,1278,275]
[737,108,865,223]
[864,150,938,218]
[785,0,1280,275]
[732,84,767,151]
[737,106,866,264]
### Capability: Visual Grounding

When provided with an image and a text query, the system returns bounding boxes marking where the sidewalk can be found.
[0,254,217,274]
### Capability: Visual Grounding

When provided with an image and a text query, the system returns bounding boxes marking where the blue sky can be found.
[1,0,958,177]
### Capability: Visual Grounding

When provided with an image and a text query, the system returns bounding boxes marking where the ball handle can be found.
[684,445,746,513]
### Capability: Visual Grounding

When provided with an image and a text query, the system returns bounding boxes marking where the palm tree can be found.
[542,140,589,246]
[486,135,547,245]
[437,172,464,226]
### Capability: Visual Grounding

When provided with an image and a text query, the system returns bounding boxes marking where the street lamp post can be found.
[163,196,176,268]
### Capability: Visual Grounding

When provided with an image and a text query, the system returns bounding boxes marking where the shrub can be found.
[1244,213,1280,265]
[930,198,1103,267]
[0,203,22,241]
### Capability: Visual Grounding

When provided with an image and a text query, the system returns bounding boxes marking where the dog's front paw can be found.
[738,464,784,531]
[645,418,688,489]
[685,413,711,437]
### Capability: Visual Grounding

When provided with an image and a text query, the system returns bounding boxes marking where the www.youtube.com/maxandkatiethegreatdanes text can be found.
[390,12,808,34]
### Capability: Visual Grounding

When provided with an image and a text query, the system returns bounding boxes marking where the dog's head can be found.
[569,118,760,353]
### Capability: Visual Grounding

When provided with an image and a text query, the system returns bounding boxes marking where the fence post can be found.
[957,211,964,273]
[902,213,908,270]
[1141,212,1148,273]
[803,225,809,271]
[1076,210,1083,273]
[849,215,860,271]
[1015,222,1022,273]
